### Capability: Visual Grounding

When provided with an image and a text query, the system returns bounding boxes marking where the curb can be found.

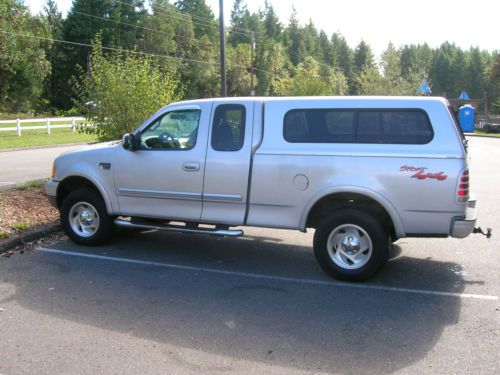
[0,223,61,254]
[0,142,94,153]
[464,133,500,139]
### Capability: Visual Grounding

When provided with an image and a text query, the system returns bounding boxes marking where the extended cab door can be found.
[201,100,255,225]
[113,103,211,221]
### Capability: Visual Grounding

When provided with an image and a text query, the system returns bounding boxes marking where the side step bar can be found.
[114,218,244,237]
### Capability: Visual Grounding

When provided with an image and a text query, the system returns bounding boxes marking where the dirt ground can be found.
[0,185,59,246]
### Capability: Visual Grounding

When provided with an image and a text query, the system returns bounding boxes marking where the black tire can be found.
[313,209,389,281]
[60,188,114,246]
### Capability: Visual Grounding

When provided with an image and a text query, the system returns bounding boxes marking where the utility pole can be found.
[250,31,255,96]
[219,0,226,97]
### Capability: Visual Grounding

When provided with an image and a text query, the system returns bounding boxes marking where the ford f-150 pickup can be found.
[46,96,487,280]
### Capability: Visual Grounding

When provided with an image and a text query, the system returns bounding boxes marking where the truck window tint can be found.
[284,109,433,144]
[365,111,432,144]
[211,104,246,151]
[140,109,200,150]
[284,110,354,142]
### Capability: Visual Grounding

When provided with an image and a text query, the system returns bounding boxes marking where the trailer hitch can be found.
[473,227,492,239]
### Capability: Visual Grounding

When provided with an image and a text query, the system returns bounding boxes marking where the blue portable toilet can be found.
[459,104,475,132]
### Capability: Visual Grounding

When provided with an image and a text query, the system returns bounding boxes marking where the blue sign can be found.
[459,90,470,100]
[418,78,432,95]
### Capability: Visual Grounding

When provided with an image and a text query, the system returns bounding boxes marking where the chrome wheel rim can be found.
[326,224,373,270]
[68,201,100,238]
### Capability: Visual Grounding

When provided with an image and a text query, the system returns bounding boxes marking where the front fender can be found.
[58,170,117,214]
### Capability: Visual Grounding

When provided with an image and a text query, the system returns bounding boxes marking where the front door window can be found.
[140,110,201,150]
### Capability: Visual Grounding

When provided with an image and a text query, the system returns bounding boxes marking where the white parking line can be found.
[39,247,498,301]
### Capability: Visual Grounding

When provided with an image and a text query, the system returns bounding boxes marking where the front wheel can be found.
[313,209,389,281]
[60,188,114,246]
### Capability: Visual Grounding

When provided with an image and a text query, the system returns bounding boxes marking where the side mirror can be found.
[122,133,138,151]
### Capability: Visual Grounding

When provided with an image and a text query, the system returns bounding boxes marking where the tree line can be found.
[1,0,499,115]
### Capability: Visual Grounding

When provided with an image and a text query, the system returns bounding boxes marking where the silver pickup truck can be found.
[46,96,484,281]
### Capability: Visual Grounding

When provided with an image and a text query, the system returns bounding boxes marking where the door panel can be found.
[201,101,254,225]
[113,103,212,221]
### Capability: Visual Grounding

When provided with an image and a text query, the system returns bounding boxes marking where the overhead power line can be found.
[72,10,198,44]
[115,0,253,37]
[0,29,215,66]
[0,29,277,77]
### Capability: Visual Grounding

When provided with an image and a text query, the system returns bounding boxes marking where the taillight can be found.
[457,169,469,202]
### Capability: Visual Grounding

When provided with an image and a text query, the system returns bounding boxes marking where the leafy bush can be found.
[74,39,183,141]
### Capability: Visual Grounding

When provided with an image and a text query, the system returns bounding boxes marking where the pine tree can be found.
[286,7,305,65]
[175,0,216,39]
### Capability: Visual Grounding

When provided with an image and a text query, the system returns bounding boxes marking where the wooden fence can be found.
[0,117,85,136]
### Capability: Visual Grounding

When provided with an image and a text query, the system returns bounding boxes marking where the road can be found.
[0,136,499,374]
[0,144,87,187]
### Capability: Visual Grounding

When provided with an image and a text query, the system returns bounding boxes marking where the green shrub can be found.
[12,222,30,231]
[17,180,46,190]
[74,38,182,142]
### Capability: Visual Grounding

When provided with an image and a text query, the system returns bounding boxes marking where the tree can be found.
[226,44,252,96]
[302,20,319,60]
[0,0,50,112]
[353,40,374,72]
[285,7,305,65]
[467,47,486,98]
[490,53,500,112]
[331,33,353,93]
[228,0,250,46]
[74,39,182,141]
[254,38,288,95]
[358,43,421,95]
[175,0,216,39]
[352,40,375,94]
[56,0,147,109]
[430,42,465,97]
[261,0,281,41]
[318,30,336,67]
[275,56,347,96]
[41,0,65,112]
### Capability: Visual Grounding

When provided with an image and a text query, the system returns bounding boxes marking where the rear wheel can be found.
[60,188,114,246]
[313,209,389,281]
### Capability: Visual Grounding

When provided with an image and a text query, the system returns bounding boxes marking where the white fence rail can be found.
[0,117,85,136]
[475,115,500,129]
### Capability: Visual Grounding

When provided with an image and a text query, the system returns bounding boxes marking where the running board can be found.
[114,219,244,237]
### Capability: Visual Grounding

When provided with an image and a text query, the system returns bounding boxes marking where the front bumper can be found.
[45,179,59,208]
[450,199,477,238]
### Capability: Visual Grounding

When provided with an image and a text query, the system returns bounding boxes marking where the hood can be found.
[58,140,121,158]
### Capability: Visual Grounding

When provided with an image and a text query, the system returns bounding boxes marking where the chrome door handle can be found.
[183,162,200,171]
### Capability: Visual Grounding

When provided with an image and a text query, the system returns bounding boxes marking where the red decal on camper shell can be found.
[400,166,448,181]
[411,171,448,181]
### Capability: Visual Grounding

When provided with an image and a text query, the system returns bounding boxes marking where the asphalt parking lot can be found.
[1,137,499,374]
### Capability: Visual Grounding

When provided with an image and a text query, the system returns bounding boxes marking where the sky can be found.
[25,0,498,57]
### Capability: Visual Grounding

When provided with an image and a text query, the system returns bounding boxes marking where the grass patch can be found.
[12,222,30,231]
[473,131,500,137]
[17,180,47,190]
[0,127,97,149]
[0,231,8,239]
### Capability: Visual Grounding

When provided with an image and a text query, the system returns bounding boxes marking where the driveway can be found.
[0,144,87,186]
